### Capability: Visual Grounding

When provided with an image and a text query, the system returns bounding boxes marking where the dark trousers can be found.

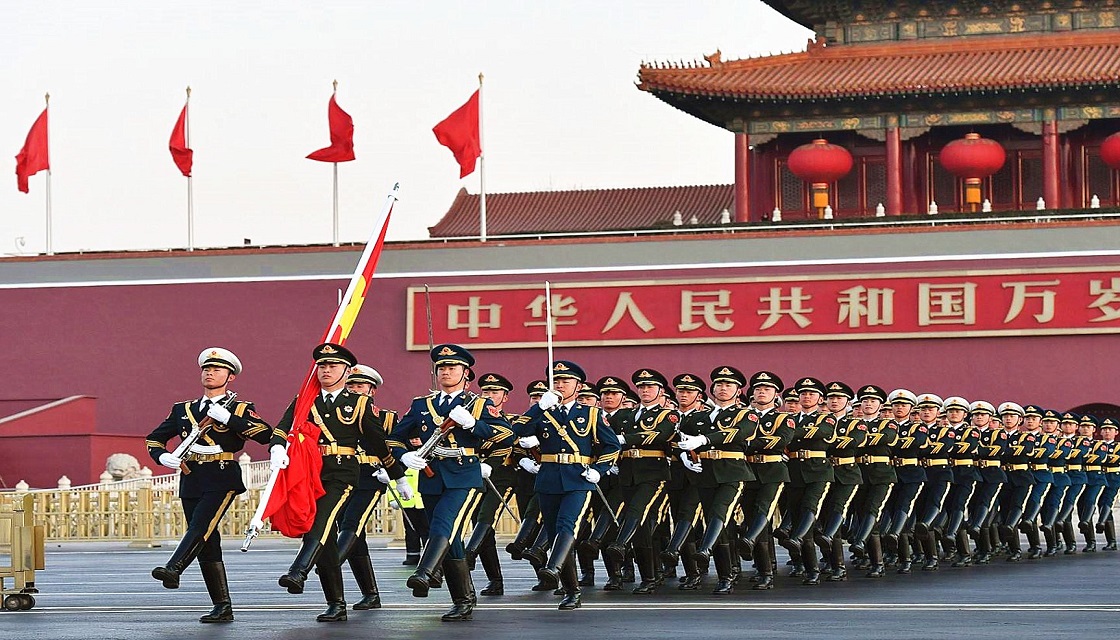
[337,485,386,557]
[181,490,237,563]
[423,487,483,559]
[1023,481,1051,523]
[619,481,667,549]
[403,507,430,555]
[539,491,593,538]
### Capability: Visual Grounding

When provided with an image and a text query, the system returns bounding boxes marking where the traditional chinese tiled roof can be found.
[638,30,1120,103]
[428,185,733,237]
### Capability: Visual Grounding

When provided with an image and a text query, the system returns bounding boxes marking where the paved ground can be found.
[1,539,1118,639]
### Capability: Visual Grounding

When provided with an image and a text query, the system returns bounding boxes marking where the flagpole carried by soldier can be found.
[146,348,273,623]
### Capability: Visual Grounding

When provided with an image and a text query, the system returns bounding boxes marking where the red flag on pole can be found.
[15,108,49,193]
[261,422,325,536]
[433,90,480,178]
[169,104,193,177]
[307,95,355,162]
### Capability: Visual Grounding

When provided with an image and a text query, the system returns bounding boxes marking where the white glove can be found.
[681,451,704,473]
[480,462,492,479]
[677,433,708,451]
[581,468,601,484]
[206,402,232,424]
[519,435,540,449]
[269,445,289,470]
[449,405,476,429]
[373,468,391,484]
[538,390,561,411]
[158,452,182,470]
[400,451,429,470]
[519,457,540,474]
[395,477,414,501]
[616,434,626,445]
[608,464,620,476]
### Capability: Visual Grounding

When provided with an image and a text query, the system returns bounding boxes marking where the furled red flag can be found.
[306,95,355,162]
[15,108,49,193]
[169,104,193,177]
[261,419,326,537]
[433,90,480,178]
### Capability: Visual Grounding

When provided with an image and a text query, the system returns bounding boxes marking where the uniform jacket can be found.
[1028,431,1057,483]
[516,402,621,494]
[890,419,928,484]
[1084,439,1108,487]
[944,424,982,483]
[1064,435,1090,485]
[748,407,796,484]
[272,390,404,489]
[1003,429,1038,488]
[828,414,867,486]
[147,395,272,499]
[975,426,1009,484]
[610,404,678,486]
[859,418,899,485]
[922,424,957,484]
[788,410,837,485]
[388,392,513,495]
[680,404,757,487]
[356,407,397,490]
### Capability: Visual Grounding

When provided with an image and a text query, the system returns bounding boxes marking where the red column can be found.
[734,132,751,222]
[1042,119,1061,209]
[886,123,902,215]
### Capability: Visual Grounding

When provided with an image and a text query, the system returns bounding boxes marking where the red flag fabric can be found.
[261,419,326,537]
[433,90,480,178]
[15,108,49,193]
[306,95,355,163]
[169,104,193,177]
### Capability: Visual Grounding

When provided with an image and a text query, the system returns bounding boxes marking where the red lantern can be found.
[939,133,1006,211]
[787,139,853,217]
[1101,132,1120,170]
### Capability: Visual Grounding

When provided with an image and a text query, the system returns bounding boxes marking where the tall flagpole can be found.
[44,92,53,256]
[332,79,340,247]
[478,72,487,243]
[186,86,194,252]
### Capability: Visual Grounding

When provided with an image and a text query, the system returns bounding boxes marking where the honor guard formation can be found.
[147,345,1120,623]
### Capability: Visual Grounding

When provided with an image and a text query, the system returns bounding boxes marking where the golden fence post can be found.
[128,482,159,548]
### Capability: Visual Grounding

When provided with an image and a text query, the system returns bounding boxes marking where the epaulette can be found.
[414,393,436,401]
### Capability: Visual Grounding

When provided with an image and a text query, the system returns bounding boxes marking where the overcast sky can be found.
[0,1,810,255]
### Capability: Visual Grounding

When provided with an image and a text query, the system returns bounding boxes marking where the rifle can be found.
[171,393,238,474]
[414,390,480,478]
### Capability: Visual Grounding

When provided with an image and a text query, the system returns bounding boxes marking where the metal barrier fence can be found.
[0,464,521,545]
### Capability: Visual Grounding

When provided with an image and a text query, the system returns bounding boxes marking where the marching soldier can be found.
[881,389,926,574]
[847,385,898,578]
[464,372,519,597]
[966,401,1006,564]
[1056,412,1087,554]
[514,360,621,610]
[911,394,951,570]
[270,343,407,622]
[1077,415,1106,552]
[676,370,757,594]
[504,380,549,564]
[775,377,836,585]
[939,397,981,566]
[738,370,796,590]
[1096,419,1120,551]
[388,344,514,621]
[657,374,708,589]
[147,348,272,623]
[1018,405,1053,559]
[814,381,865,581]
[781,387,801,414]
[1040,409,1072,556]
[600,368,677,594]
[996,402,1035,562]
[334,364,398,611]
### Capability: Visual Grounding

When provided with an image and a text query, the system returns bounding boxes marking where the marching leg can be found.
[558,550,582,610]
[151,530,206,590]
[440,558,475,622]
[315,561,348,623]
[348,554,381,610]
[278,539,324,595]
[198,561,234,623]
[407,536,451,598]
[478,534,505,596]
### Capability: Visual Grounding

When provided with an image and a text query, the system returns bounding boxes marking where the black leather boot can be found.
[921,532,939,571]
[896,533,913,574]
[440,558,474,622]
[315,561,348,622]
[602,552,623,591]
[865,534,885,578]
[407,536,451,598]
[198,561,234,623]
[522,528,553,568]
[737,512,768,561]
[152,531,206,589]
[580,512,616,554]
[1043,522,1060,556]
[678,540,701,590]
[279,540,324,595]
[506,518,542,560]
[1025,521,1043,559]
[631,546,659,594]
[848,513,877,556]
[1104,518,1117,551]
[711,544,734,595]
[828,538,848,581]
[558,551,582,610]
[951,530,972,566]
[660,520,693,566]
[604,517,641,564]
[336,529,361,564]
[577,545,596,587]
[537,530,577,591]
[785,509,818,551]
[1080,520,1097,552]
[752,542,774,591]
[464,523,492,570]
[1062,519,1077,554]
[814,511,844,549]
[693,517,725,565]
[348,553,381,609]
[478,538,504,596]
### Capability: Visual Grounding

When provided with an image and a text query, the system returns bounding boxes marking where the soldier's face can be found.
[860,398,881,416]
[972,413,991,427]
[437,364,468,389]
[675,388,701,409]
[892,402,912,420]
[600,391,623,411]
[201,365,233,390]
[553,377,579,400]
[345,382,373,396]
[1101,427,1117,442]
[316,363,349,389]
[480,389,508,409]
[1001,414,1022,430]
[826,396,848,413]
[799,391,821,410]
[946,408,967,424]
[1078,423,1095,437]
[752,386,777,406]
[1060,421,1078,435]
[637,384,662,405]
[712,382,739,403]
[918,406,939,423]
[1041,419,1059,433]
[577,395,598,407]
[1024,415,1041,431]
[783,398,801,412]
